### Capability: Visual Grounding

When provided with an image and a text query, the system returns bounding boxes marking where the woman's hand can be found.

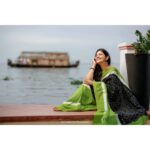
[91,57,97,68]
[83,57,97,85]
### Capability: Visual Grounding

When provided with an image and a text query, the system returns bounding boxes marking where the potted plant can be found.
[125,30,150,110]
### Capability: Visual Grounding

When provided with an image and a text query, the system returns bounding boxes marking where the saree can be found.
[55,66,148,125]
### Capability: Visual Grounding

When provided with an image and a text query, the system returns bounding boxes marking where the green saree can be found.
[55,66,148,125]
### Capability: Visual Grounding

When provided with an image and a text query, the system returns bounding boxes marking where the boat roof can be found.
[21,51,68,55]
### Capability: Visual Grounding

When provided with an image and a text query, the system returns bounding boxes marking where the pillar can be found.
[118,42,135,85]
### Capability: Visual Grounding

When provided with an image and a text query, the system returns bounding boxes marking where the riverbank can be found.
[0,104,150,125]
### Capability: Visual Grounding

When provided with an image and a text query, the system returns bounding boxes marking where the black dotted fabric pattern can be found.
[102,74,146,125]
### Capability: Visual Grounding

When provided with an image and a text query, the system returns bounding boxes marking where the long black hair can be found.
[93,48,111,81]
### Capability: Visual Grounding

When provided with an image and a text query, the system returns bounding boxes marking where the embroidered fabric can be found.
[102,74,146,125]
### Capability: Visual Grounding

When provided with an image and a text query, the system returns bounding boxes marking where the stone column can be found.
[118,42,135,85]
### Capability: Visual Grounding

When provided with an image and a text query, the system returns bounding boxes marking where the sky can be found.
[0,25,150,64]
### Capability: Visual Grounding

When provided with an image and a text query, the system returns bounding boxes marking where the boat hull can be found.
[7,59,80,68]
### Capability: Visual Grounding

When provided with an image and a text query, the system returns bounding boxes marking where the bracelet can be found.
[89,67,95,70]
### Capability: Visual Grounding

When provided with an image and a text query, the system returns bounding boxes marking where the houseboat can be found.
[7,51,80,68]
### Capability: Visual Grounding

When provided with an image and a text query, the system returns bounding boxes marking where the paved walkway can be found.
[0,104,149,125]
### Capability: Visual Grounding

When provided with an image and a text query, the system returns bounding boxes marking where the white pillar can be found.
[118,42,135,85]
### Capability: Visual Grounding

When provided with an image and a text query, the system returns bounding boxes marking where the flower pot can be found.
[125,53,150,110]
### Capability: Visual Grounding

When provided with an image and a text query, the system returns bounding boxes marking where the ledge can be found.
[0,104,149,124]
[0,104,95,124]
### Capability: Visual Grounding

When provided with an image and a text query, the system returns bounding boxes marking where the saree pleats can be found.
[93,81,119,125]
[55,84,97,112]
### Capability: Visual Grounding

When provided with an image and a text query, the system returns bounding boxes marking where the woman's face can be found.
[95,50,109,65]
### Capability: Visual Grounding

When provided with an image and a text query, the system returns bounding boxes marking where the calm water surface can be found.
[0,62,119,105]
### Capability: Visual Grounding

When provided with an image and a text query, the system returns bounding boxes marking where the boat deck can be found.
[0,104,149,125]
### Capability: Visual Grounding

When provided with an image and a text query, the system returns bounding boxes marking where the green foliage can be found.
[70,79,83,85]
[3,76,11,81]
[132,30,150,54]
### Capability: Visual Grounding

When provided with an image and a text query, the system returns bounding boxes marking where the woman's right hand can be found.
[91,57,97,68]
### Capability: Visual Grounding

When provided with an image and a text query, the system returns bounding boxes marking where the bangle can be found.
[90,67,95,70]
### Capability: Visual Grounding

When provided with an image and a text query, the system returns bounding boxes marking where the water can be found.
[0,62,119,105]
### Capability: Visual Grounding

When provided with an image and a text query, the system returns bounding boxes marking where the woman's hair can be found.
[93,48,111,81]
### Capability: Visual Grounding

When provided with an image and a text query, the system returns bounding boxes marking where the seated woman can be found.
[55,48,148,125]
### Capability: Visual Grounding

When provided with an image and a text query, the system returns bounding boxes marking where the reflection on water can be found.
[0,62,119,105]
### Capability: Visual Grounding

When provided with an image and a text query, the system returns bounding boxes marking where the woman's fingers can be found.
[92,59,97,66]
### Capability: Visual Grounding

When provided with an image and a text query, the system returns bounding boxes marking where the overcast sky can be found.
[0,25,149,64]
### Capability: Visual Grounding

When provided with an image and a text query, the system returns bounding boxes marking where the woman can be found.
[55,48,148,125]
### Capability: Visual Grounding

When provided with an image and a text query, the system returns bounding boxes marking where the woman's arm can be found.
[83,59,97,85]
